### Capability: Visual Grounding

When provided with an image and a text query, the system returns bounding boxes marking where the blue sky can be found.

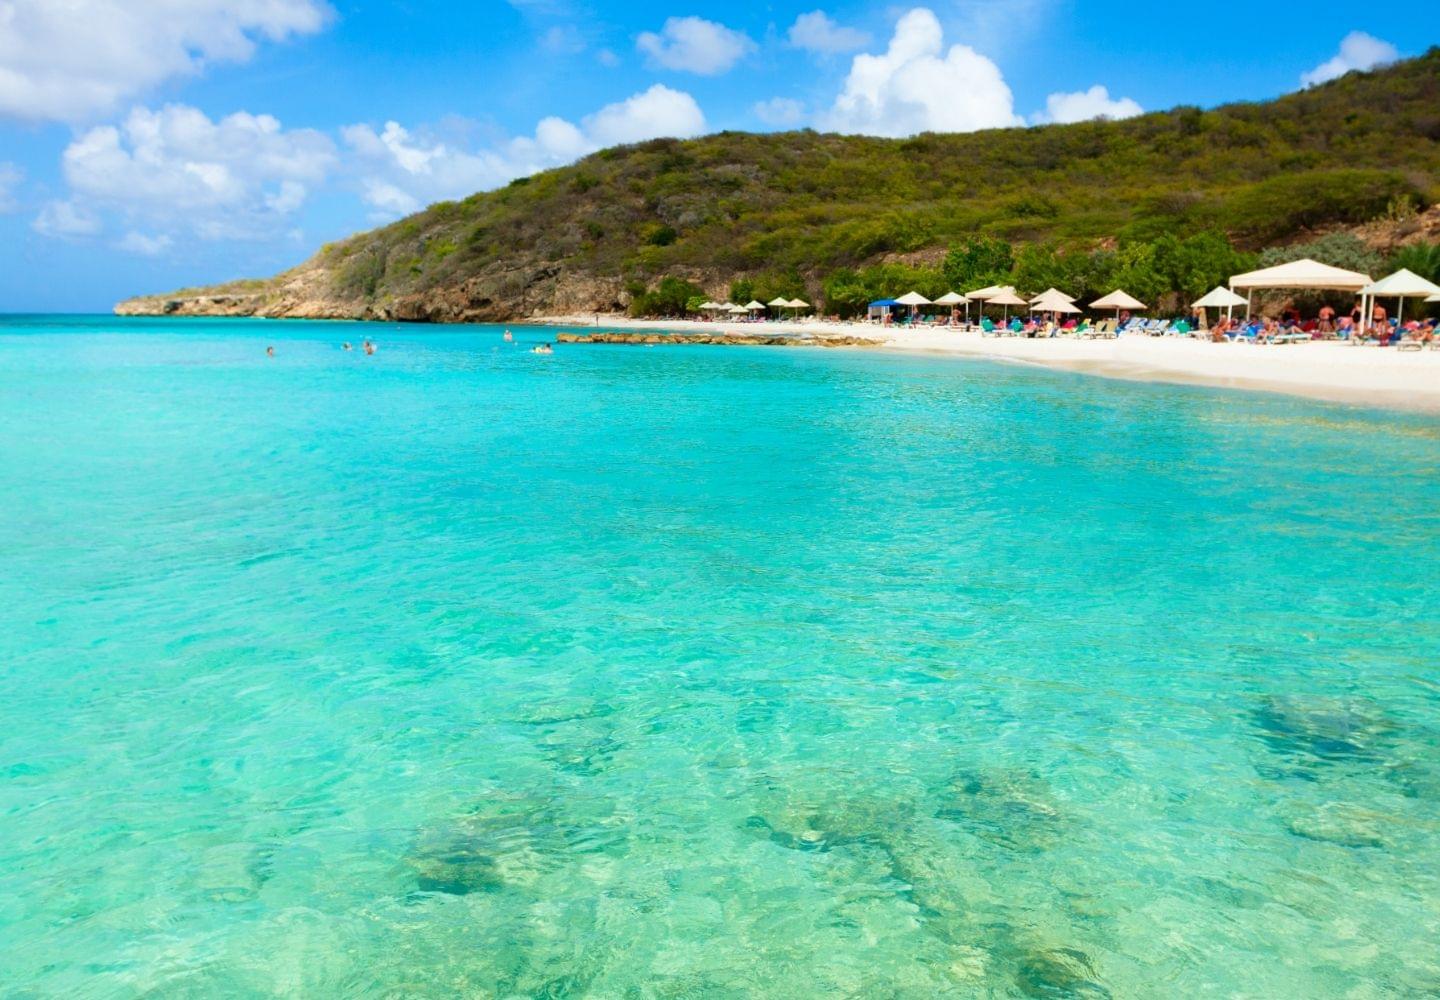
[0,0,1433,312]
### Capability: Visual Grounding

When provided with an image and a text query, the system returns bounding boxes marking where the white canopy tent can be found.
[1192,285,1249,324]
[1359,268,1440,326]
[1228,258,1372,320]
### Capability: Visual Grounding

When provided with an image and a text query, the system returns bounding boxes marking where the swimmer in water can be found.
[363,340,376,355]
[532,343,553,354]
[342,342,352,351]
[266,345,275,357]
[503,329,513,342]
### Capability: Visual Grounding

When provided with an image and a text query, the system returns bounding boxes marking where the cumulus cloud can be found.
[788,11,870,53]
[1034,85,1142,124]
[0,0,331,122]
[1301,31,1399,87]
[49,104,336,241]
[116,231,173,256]
[819,7,1021,137]
[345,85,706,218]
[32,200,101,238]
[637,16,755,75]
[0,162,21,212]
[754,97,806,127]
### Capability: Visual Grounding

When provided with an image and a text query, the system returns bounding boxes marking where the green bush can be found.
[628,276,705,317]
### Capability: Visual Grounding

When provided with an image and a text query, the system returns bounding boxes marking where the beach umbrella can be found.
[966,285,1016,322]
[1428,292,1440,303]
[1032,289,1079,315]
[1360,268,1440,324]
[987,289,1028,324]
[933,290,968,324]
[1029,287,1076,305]
[965,284,1012,300]
[895,290,931,321]
[1192,285,1248,322]
[787,298,811,311]
[1090,289,1147,325]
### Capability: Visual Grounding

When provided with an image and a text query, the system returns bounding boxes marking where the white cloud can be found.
[49,104,336,241]
[0,162,21,212]
[116,231,173,256]
[0,0,331,122]
[1034,85,1142,124]
[597,48,620,67]
[539,25,586,54]
[819,7,1021,137]
[788,11,870,54]
[1301,31,1399,87]
[345,85,706,219]
[32,200,101,238]
[754,97,806,127]
[636,16,755,75]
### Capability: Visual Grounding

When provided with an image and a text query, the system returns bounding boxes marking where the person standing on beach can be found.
[1318,305,1335,336]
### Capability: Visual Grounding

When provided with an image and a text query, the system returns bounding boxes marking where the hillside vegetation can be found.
[118,50,1440,321]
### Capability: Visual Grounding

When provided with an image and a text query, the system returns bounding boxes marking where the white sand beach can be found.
[536,315,1440,413]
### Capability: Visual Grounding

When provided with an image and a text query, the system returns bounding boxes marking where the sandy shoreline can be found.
[533,315,1440,413]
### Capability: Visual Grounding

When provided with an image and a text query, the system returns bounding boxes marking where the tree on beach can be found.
[943,237,1014,292]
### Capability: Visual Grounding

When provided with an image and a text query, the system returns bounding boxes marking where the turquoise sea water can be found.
[2,314,1439,998]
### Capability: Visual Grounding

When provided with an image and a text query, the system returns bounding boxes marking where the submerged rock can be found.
[408,792,631,896]
[935,768,1063,851]
[743,794,917,855]
[1281,800,1390,849]
[1011,946,1112,999]
[1252,695,1392,767]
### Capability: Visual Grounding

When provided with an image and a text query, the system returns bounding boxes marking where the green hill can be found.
[117,50,1440,321]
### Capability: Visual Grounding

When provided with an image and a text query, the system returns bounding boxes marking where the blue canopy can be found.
[869,298,900,308]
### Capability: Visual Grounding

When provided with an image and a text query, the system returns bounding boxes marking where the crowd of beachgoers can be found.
[870,308,1439,349]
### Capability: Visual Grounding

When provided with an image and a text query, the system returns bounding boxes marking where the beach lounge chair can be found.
[1397,337,1423,352]
[980,317,997,336]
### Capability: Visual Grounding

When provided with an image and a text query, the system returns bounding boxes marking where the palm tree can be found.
[1387,241,1440,283]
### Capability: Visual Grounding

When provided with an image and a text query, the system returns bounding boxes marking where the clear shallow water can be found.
[2,314,1439,998]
